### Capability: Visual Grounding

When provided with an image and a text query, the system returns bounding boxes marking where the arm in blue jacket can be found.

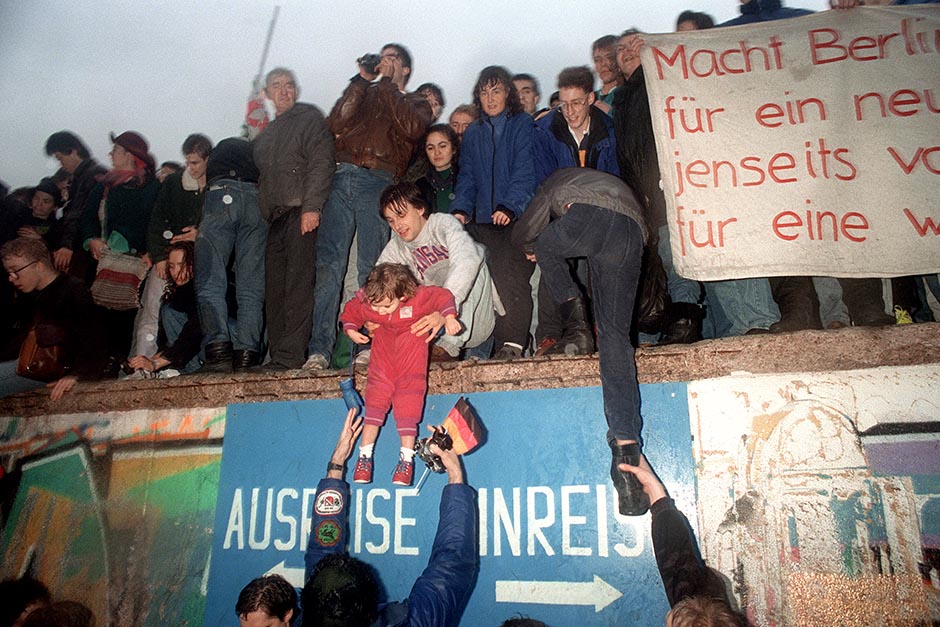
[451,122,481,221]
[496,114,537,219]
[406,439,478,627]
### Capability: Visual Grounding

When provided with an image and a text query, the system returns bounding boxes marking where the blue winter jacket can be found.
[533,106,620,185]
[451,110,536,223]
[303,477,478,627]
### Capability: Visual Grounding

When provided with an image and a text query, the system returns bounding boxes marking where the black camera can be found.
[357,53,381,74]
[414,428,453,473]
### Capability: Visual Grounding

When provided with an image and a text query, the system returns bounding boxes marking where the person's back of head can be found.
[500,618,548,627]
[19,601,94,627]
[235,574,298,626]
[668,596,745,627]
[0,577,51,627]
[301,554,379,627]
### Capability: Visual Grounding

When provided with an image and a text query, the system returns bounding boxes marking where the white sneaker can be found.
[354,349,371,365]
[302,354,330,370]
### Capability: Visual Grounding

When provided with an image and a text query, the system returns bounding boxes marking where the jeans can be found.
[195,180,267,352]
[812,276,850,327]
[535,204,644,443]
[0,360,44,398]
[309,163,393,360]
[658,224,701,305]
[160,302,202,374]
[703,278,780,337]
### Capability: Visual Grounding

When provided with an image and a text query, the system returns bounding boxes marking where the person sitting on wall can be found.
[235,574,298,627]
[0,237,107,400]
[127,241,203,376]
[301,409,477,627]
[376,182,502,362]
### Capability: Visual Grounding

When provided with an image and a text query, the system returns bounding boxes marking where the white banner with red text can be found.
[641,6,940,280]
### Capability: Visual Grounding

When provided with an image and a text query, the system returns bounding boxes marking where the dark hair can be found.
[159,161,182,172]
[382,43,413,81]
[236,575,298,623]
[363,263,418,303]
[44,131,90,160]
[0,577,51,627]
[181,133,213,159]
[592,34,619,52]
[423,123,459,168]
[472,66,523,117]
[51,168,70,185]
[500,618,548,627]
[416,83,445,109]
[669,596,745,627]
[20,601,94,627]
[676,10,715,30]
[512,73,540,97]
[557,66,594,94]
[380,182,430,220]
[548,91,560,107]
[0,237,53,269]
[621,27,643,37]
[164,240,195,300]
[301,554,379,627]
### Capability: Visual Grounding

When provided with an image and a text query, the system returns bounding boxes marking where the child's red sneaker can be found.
[391,457,414,486]
[353,455,373,484]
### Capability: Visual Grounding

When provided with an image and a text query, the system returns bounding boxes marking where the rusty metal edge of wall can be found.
[2,323,938,417]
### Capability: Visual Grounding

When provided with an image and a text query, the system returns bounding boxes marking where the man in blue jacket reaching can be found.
[301,410,478,627]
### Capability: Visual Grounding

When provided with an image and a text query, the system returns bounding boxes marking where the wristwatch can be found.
[327,461,345,474]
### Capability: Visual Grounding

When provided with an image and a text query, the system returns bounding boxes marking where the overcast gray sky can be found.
[0,0,830,189]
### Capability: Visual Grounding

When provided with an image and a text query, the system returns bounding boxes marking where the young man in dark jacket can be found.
[44,131,107,280]
[301,410,477,627]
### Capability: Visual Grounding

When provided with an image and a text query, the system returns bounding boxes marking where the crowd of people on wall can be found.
[2,0,938,626]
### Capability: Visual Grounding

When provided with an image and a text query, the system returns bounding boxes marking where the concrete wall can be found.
[1,362,937,625]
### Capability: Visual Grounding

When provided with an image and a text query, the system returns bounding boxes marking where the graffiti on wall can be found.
[0,409,224,627]
[688,364,940,626]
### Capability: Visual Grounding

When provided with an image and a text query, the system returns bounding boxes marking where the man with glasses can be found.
[306,43,432,369]
[531,66,620,356]
[0,237,106,399]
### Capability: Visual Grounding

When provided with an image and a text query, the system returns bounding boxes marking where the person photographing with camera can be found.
[306,43,433,371]
[300,408,477,627]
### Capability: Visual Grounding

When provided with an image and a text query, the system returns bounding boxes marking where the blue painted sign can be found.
[204,383,695,626]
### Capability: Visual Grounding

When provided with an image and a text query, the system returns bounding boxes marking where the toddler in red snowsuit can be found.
[340,263,461,486]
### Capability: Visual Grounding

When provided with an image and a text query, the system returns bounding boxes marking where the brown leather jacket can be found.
[329,77,432,178]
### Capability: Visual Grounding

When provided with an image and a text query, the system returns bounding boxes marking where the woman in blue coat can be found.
[450,66,537,359]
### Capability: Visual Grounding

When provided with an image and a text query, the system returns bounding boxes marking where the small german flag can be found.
[440,397,484,455]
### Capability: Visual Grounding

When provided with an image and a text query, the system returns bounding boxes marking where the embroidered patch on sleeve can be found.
[315,520,341,547]
[315,489,344,516]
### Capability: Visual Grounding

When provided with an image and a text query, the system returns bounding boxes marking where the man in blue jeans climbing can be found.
[513,167,651,515]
